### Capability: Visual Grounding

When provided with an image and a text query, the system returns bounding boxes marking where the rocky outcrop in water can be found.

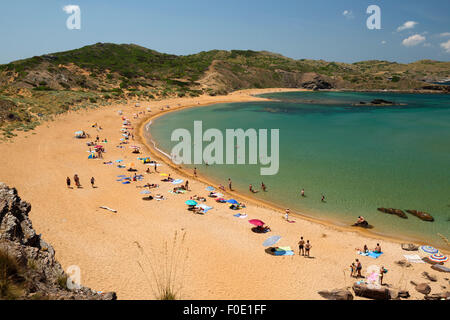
[406,210,434,222]
[377,208,407,219]
[0,182,116,300]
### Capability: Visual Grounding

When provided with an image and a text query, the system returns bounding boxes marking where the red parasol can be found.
[248,219,264,227]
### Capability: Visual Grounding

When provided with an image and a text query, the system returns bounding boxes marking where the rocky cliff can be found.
[0,182,116,300]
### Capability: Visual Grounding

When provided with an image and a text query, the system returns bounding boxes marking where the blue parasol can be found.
[263,236,281,247]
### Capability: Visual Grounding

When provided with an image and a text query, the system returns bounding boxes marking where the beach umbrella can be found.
[206,186,215,191]
[427,254,448,263]
[172,179,183,185]
[227,199,239,205]
[115,160,123,163]
[419,246,440,256]
[249,219,264,227]
[130,145,140,149]
[213,193,224,198]
[74,131,83,135]
[185,200,197,206]
[160,173,168,177]
[140,190,151,194]
[94,145,103,149]
[263,236,281,247]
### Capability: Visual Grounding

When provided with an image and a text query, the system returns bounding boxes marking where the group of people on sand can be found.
[66,175,95,188]
[298,236,312,257]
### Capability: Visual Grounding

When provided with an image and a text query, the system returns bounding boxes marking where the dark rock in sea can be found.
[352,283,391,300]
[318,288,354,300]
[377,208,407,219]
[401,243,419,251]
[371,99,394,105]
[406,210,434,222]
[0,182,117,300]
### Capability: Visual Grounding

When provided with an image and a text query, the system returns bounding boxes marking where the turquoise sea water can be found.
[148,91,450,246]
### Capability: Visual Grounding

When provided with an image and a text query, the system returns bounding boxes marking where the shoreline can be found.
[0,87,448,300]
[135,90,449,253]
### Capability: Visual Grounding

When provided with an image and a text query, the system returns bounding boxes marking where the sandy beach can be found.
[0,88,448,300]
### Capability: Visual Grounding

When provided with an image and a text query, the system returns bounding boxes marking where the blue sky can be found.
[0,0,449,64]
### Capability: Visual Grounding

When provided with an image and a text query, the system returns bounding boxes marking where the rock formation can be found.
[406,210,434,222]
[0,182,116,300]
[377,208,407,219]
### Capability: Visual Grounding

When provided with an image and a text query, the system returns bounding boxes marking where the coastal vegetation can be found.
[0,42,449,138]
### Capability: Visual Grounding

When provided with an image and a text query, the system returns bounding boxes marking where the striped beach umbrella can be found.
[419,245,440,256]
[206,186,215,191]
[428,254,448,263]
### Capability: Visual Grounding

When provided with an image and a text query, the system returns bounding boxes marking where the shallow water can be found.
[148,91,450,247]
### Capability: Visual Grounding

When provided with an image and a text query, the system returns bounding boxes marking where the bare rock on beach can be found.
[411,282,432,295]
[318,288,354,300]
[422,272,438,282]
[352,283,391,300]
[401,243,419,251]
[0,182,117,300]
[424,292,450,300]
[395,260,412,268]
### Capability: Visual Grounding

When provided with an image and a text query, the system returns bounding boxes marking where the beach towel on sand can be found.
[403,254,425,263]
[274,247,294,256]
[367,251,383,259]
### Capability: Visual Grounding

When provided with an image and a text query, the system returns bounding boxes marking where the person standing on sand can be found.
[298,236,305,256]
[154,162,158,173]
[379,266,386,285]
[66,177,71,188]
[285,208,290,221]
[185,180,189,191]
[228,178,233,191]
[90,177,95,188]
[355,259,362,278]
[305,240,311,257]
[193,168,197,178]
[74,174,80,188]
[350,263,356,277]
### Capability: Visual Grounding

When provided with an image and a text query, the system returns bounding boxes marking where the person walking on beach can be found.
[228,178,233,191]
[193,167,197,178]
[90,177,95,188]
[305,240,311,257]
[74,174,81,188]
[261,182,267,192]
[379,266,387,285]
[185,180,189,191]
[66,177,71,189]
[154,162,158,173]
[355,259,362,278]
[298,236,305,256]
[285,208,290,221]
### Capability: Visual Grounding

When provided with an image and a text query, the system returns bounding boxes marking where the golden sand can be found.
[0,88,448,299]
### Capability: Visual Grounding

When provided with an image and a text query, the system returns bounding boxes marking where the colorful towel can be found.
[367,251,383,259]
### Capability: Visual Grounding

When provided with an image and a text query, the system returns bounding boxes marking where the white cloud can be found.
[441,40,450,53]
[63,5,79,14]
[439,32,450,37]
[397,21,418,32]
[381,40,387,44]
[402,34,426,47]
[342,10,354,19]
